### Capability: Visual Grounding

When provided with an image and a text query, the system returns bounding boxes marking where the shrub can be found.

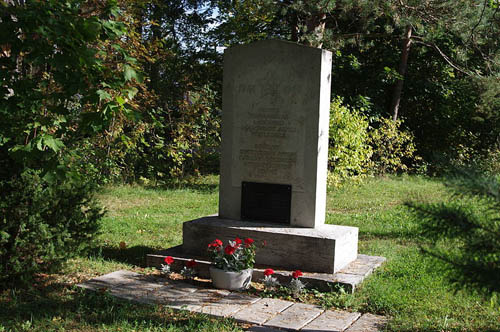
[369,118,420,175]
[0,1,133,285]
[328,97,372,187]
[0,170,102,287]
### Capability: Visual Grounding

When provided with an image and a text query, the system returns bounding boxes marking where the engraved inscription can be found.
[231,67,306,191]
[238,84,256,94]
[240,150,296,163]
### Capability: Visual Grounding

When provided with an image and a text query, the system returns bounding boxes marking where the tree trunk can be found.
[390,25,412,121]
[305,13,326,48]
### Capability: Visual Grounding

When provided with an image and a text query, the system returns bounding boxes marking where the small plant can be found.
[207,237,256,271]
[160,256,174,276]
[289,270,305,298]
[180,259,197,279]
[261,268,280,289]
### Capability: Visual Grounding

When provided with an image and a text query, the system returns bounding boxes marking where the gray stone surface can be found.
[162,288,230,312]
[264,303,324,330]
[302,310,361,332]
[219,39,332,228]
[338,255,385,277]
[79,271,389,332]
[231,298,293,325]
[182,216,358,273]
[78,270,142,289]
[78,270,166,292]
[246,327,284,332]
[198,292,260,317]
[345,313,387,332]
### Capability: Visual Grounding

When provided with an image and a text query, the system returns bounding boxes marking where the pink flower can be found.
[292,270,303,278]
[186,259,197,268]
[264,268,274,276]
[164,256,174,265]
[224,245,236,255]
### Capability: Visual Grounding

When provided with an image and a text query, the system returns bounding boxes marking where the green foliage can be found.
[369,118,420,175]
[77,0,223,183]
[328,97,372,187]
[0,170,102,286]
[0,0,137,284]
[407,172,500,302]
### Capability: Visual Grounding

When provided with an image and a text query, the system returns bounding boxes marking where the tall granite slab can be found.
[219,40,332,228]
[176,40,359,274]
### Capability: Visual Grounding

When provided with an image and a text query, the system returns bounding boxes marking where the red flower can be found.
[264,268,274,276]
[186,259,197,268]
[244,238,254,246]
[164,256,174,265]
[224,244,236,255]
[208,238,224,249]
[292,270,303,278]
[234,237,242,246]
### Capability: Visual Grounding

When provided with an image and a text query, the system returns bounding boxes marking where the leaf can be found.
[126,87,138,100]
[43,136,65,152]
[123,65,138,82]
[97,89,112,101]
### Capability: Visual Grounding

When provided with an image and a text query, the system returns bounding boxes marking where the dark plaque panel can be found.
[241,181,291,224]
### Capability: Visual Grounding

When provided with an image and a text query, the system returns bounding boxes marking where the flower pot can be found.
[209,266,253,291]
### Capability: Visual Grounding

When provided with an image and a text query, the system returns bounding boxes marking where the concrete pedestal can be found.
[182,216,358,274]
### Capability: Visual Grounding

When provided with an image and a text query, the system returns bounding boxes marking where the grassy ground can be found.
[1,175,499,331]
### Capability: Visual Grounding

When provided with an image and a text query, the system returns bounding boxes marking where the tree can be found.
[0,0,139,284]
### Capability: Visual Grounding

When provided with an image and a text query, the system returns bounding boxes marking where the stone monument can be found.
[182,40,358,273]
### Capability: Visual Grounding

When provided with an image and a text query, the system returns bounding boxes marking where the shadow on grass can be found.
[0,281,236,331]
[406,198,500,299]
[90,245,157,267]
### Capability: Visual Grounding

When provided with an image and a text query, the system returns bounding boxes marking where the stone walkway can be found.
[78,270,387,331]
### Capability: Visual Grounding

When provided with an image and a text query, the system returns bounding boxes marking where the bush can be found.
[328,97,372,187]
[369,118,420,175]
[0,170,102,287]
[0,1,133,285]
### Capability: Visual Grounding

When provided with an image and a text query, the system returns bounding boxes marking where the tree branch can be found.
[412,37,476,77]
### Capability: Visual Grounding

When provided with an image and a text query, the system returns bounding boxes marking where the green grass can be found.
[1,174,500,331]
[325,176,500,331]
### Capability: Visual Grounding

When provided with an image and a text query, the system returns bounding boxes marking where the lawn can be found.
[1,175,499,331]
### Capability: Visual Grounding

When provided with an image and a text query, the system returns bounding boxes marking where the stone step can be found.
[147,247,386,293]
[77,270,387,332]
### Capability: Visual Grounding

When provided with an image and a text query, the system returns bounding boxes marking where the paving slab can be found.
[198,292,260,317]
[338,255,385,277]
[151,285,198,305]
[78,271,388,332]
[345,313,387,332]
[231,298,293,325]
[108,285,165,304]
[302,310,361,332]
[166,288,230,312]
[264,303,324,330]
[246,326,285,332]
[78,270,143,290]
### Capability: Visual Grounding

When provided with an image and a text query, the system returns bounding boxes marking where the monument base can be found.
[182,216,358,274]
